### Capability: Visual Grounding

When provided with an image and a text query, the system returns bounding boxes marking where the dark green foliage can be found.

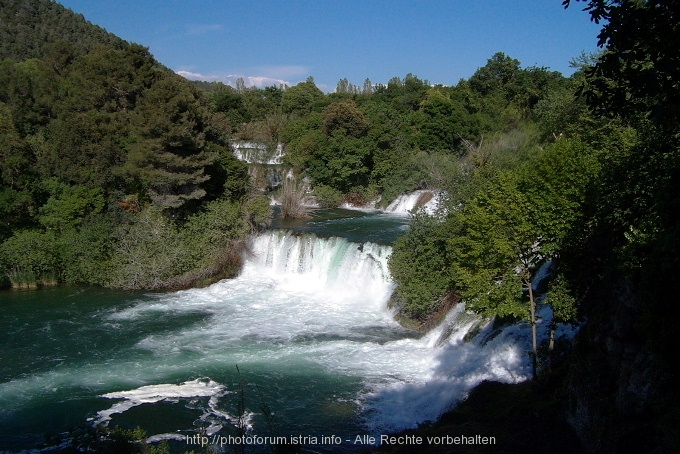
[322,100,369,138]
[0,229,58,286]
[565,0,680,131]
[389,212,454,320]
[281,77,324,115]
[307,135,373,193]
[468,52,521,96]
[545,3,680,451]
[0,0,128,62]
[37,180,105,231]
[0,102,34,240]
[312,184,343,208]
[416,88,471,153]
[0,0,269,289]
[389,136,599,323]
[120,74,217,210]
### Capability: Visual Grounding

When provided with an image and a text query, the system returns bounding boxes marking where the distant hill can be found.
[0,0,128,61]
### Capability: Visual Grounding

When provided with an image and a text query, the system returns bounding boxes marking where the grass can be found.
[279,178,311,219]
[7,269,39,289]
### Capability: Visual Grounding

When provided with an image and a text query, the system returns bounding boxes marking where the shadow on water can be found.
[292,326,423,345]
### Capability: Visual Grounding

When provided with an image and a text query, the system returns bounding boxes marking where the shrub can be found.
[313,184,343,208]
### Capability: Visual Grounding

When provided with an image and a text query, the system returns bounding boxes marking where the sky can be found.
[56,0,602,92]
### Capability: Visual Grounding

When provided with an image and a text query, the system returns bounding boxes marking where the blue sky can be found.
[57,0,601,92]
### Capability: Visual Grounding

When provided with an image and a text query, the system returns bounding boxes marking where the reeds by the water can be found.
[6,268,58,289]
[280,178,311,219]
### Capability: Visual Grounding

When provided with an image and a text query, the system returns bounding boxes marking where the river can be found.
[0,207,534,452]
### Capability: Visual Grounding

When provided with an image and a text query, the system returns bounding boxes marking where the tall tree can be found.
[120,75,216,210]
[449,138,599,379]
[564,0,680,131]
[281,77,324,115]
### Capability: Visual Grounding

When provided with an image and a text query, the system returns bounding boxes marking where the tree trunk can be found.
[548,321,555,375]
[526,276,538,380]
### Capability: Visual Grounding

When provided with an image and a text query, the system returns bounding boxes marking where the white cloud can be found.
[175,70,292,89]
[176,70,221,81]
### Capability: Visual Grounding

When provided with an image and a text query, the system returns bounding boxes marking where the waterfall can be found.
[0,225,542,451]
[231,141,285,165]
[384,190,440,215]
[245,230,393,302]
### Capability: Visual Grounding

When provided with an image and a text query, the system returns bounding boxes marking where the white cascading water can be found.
[231,141,285,165]
[384,190,440,215]
[0,229,542,449]
[92,230,535,434]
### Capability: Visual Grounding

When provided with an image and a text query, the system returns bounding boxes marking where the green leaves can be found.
[389,211,455,320]
[389,137,599,322]
[448,172,534,318]
[281,77,324,115]
[37,180,105,231]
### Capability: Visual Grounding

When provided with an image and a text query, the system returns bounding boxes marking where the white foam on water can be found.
[359,311,534,431]
[93,378,228,425]
[1,228,569,448]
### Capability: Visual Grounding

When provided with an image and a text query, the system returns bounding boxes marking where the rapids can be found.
[0,211,539,452]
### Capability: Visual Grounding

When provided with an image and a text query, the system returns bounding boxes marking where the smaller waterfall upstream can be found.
[231,141,285,165]
[384,190,441,215]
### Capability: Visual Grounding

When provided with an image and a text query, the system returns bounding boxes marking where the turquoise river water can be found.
[0,208,535,453]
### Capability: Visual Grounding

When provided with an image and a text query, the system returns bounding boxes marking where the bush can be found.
[313,184,343,208]
[107,207,184,290]
[388,212,455,320]
[0,229,59,288]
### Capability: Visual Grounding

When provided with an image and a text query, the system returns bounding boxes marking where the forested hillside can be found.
[0,0,268,290]
[0,0,127,61]
[0,1,572,291]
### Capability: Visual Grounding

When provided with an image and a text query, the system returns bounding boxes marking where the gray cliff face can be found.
[566,278,678,454]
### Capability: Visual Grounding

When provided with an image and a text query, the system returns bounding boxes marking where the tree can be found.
[417,88,469,152]
[389,211,455,320]
[37,180,105,232]
[449,138,599,379]
[281,77,324,115]
[564,0,680,131]
[468,52,520,96]
[0,102,34,239]
[543,274,578,373]
[119,74,217,210]
[336,77,350,93]
[362,78,373,95]
[235,76,246,94]
[108,206,183,289]
[321,100,369,138]
[449,173,541,377]
[307,135,372,193]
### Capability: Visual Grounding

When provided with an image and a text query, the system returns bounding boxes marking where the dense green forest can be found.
[0,0,270,290]
[1,0,679,450]
[0,0,570,291]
